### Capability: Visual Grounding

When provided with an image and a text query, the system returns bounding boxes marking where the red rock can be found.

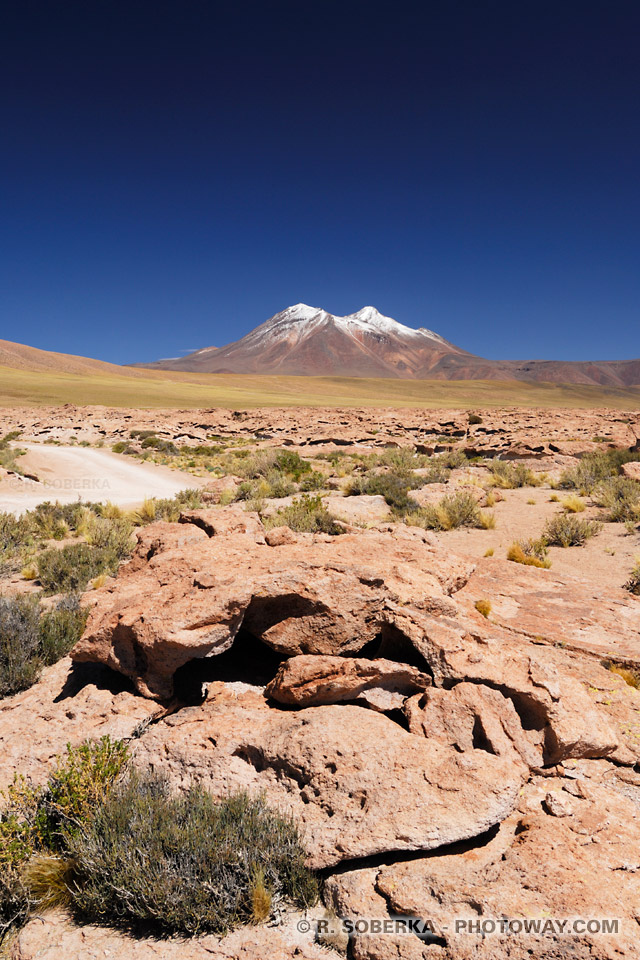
[265,654,431,711]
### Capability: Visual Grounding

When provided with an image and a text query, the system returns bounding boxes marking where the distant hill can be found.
[0,338,156,379]
[135,304,640,386]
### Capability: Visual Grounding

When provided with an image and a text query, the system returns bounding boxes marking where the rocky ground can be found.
[1,406,640,959]
[0,404,638,453]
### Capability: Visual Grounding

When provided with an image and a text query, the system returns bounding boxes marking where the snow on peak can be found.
[417,327,452,347]
[341,306,424,339]
[280,303,327,320]
[253,303,451,347]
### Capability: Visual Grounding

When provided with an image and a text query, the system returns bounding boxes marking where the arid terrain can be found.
[1,403,639,960]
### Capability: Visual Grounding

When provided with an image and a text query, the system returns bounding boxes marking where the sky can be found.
[1,0,639,365]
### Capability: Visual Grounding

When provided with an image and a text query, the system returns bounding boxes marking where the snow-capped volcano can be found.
[134,303,640,384]
[148,303,480,378]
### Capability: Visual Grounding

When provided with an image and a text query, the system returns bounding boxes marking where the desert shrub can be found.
[559,448,640,493]
[132,489,204,525]
[0,431,25,474]
[411,491,485,531]
[264,495,343,535]
[490,460,540,489]
[0,596,41,698]
[0,737,128,941]
[507,538,551,568]
[66,774,318,936]
[561,494,586,514]
[0,513,39,573]
[273,451,311,480]
[235,472,296,502]
[0,866,29,942]
[37,543,121,594]
[542,514,601,547]
[298,470,326,492]
[468,413,483,425]
[0,594,88,699]
[111,441,132,455]
[347,472,421,515]
[475,599,491,618]
[624,561,640,596]
[604,661,640,689]
[82,515,134,556]
[593,477,640,523]
[38,595,89,667]
[140,436,178,455]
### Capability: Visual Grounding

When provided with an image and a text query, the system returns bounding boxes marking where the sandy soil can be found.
[444,484,640,593]
[0,443,206,514]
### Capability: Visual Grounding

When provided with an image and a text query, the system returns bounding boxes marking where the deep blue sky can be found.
[1,1,639,364]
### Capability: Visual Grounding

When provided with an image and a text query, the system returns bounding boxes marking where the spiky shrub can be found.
[507,538,551,568]
[542,514,601,548]
[264,495,343,535]
[561,495,586,514]
[593,477,640,523]
[66,775,318,936]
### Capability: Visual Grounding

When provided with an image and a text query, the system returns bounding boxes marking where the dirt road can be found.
[0,443,205,514]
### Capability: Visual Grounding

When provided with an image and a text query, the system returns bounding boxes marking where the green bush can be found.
[468,413,483,425]
[347,472,420,515]
[542,514,601,547]
[298,470,326,492]
[38,595,89,667]
[0,431,25,475]
[264,495,343,534]
[140,436,178,455]
[36,543,122,594]
[66,774,317,936]
[0,594,88,699]
[593,477,640,523]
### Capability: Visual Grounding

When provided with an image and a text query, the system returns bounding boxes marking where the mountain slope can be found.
[0,339,155,378]
[137,304,640,385]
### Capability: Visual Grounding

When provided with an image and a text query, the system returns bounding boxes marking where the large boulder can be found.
[71,509,473,699]
[132,689,524,869]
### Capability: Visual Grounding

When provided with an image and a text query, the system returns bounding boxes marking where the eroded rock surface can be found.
[133,689,524,869]
[71,509,472,698]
